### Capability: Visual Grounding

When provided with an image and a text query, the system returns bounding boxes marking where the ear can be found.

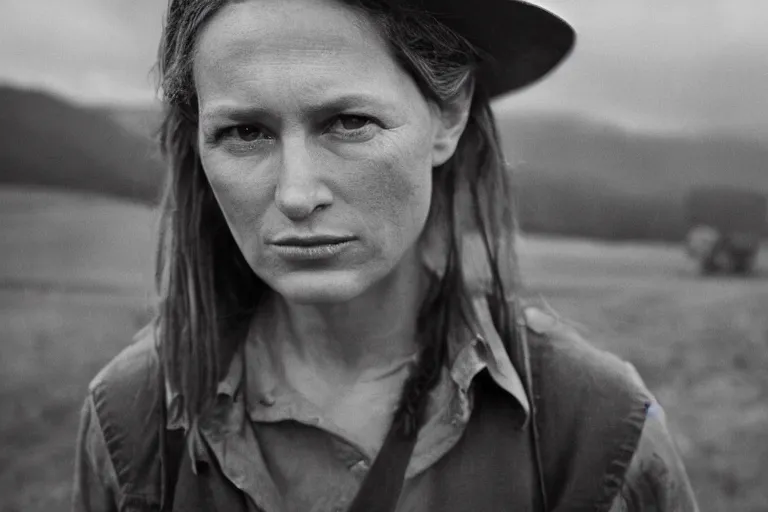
[430,80,474,168]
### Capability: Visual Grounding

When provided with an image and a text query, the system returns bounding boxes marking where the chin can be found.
[269,269,371,304]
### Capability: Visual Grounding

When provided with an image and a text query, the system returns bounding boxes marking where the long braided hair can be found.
[156,0,521,440]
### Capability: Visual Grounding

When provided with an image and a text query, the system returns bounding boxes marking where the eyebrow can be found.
[200,93,397,125]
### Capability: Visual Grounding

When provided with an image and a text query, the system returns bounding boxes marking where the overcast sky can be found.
[2,0,767,138]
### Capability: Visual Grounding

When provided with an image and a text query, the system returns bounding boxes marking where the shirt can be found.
[73,303,700,512]
[166,296,531,512]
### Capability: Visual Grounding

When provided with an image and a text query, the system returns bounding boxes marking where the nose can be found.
[274,139,333,221]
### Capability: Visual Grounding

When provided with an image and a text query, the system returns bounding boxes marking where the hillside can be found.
[0,86,164,204]
[497,110,768,196]
[100,103,163,141]
[499,111,768,240]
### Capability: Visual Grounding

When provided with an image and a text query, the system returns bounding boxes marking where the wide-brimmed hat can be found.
[415,0,575,97]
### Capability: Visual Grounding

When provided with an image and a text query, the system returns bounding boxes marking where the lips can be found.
[268,234,357,261]
[269,234,356,247]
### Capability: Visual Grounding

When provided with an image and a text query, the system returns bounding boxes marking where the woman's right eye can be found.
[224,125,272,142]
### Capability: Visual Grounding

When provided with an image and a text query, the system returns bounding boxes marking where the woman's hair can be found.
[156,0,521,434]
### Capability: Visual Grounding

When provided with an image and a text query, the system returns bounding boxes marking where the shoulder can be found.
[611,403,700,511]
[86,323,163,438]
[523,306,650,402]
[79,324,166,509]
[88,323,160,397]
[522,307,654,510]
[522,306,651,424]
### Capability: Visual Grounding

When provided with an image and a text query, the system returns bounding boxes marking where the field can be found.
[1,185,767,511]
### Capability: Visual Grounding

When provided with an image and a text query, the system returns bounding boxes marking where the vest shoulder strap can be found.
[88,325,169,510]
[523,308,651,512]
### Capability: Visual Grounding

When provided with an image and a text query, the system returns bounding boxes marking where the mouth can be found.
[270,234,356,247]
[268,234,357,261]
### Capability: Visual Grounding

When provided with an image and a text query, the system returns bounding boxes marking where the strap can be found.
[346,420,418,512]
[171,441,249,512]
[157,349,183,512]
[515,303,549,511]
[160,426,185,511]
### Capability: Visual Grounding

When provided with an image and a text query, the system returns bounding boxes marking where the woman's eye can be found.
[335,115,371,131]
[212,124,274,154]
[327,115,379,141]
[231,125,270,142]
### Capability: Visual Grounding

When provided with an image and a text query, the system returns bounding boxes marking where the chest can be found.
[282,367,409,455]
[323,387,403,455]
[236,384,537,512]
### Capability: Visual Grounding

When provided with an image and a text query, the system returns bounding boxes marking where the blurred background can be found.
[1,0,766,510]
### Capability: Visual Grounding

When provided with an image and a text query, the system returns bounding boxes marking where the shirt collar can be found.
[166,296,530,429]
[165,344,244,431]
[448,296,530,416]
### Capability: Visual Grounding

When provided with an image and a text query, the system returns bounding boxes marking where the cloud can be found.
[498,0,768,138]
[0,0,163,103]
[1,0,767,136]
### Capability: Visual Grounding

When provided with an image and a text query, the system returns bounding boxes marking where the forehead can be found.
[193,0,406,106]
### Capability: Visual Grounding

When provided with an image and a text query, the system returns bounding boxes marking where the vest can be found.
[88,310,650,512]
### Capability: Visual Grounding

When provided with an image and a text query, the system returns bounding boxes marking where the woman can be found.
[73,0,699,510]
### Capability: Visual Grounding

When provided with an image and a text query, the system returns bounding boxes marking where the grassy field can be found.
[1,185,767,511]
[0,187,157,511]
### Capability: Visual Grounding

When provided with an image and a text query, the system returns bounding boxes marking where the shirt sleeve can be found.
[609,400,700,512]
[71,395,120,512]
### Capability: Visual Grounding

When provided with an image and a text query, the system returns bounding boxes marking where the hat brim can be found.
[417,0,575,97]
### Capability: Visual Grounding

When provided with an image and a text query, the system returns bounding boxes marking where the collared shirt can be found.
[73,303,699,512]
[165,297,530,512]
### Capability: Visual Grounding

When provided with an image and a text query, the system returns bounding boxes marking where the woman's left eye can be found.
[335,115,371,131]
[328,115,379,139]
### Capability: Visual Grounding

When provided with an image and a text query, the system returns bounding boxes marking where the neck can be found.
[262,249,427,383]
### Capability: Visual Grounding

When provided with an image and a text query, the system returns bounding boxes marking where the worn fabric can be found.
[74,296,529,511]
[159,297,532,512]
[72,305,699,512]
[609,402,699,511]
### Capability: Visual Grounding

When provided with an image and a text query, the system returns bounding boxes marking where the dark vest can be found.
[88,311,650,512]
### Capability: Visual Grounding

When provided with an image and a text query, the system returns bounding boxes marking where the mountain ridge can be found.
[0,86,164,204]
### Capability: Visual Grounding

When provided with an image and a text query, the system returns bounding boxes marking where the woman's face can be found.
[194,0,461,303]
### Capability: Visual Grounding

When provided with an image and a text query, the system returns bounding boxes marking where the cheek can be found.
[199,154,272,252]
[347,136,434,249]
